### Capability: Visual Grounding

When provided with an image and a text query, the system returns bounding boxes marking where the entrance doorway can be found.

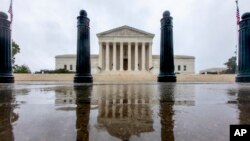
[123,59,128,70]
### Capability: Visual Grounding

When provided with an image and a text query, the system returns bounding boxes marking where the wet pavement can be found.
[0,83,250,141]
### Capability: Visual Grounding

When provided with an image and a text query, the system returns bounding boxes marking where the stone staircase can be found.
[93,71,157,82]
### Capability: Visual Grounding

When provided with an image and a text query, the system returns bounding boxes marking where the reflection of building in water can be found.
[94,85,154,140]
[0,88,18,141]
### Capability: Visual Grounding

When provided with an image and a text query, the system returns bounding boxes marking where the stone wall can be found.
[14,74,235,82]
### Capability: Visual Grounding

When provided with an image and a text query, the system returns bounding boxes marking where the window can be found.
[178,65,181,71]
[64,65,67,70]
[70,65,73,70]
[184,65,187,71]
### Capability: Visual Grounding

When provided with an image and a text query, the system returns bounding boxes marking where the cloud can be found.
[0,0,249,73]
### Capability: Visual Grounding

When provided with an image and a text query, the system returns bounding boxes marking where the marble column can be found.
[105,42,109,71]
[120,42,123,71]
[142,42,146,71]
[128,42,131,71]
[112,42,117,71]
[98,42,102,69]
[149,42,153,70]
[135,42,139,71]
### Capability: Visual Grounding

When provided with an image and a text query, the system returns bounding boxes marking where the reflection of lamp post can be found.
[0,12,14,83]
[0,87,17,141]
[74,86,92,141]
[158,84,175,141]
[236,88,250,124]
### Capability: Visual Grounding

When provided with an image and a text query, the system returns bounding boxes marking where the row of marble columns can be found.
[99,42,152,71]
[99,100,152,119]
[98,95,152,119]
[96,85,153,119]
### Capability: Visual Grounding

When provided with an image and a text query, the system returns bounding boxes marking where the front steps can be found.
[94,71,156,82]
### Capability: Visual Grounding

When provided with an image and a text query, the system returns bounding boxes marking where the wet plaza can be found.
[0,82,250,141]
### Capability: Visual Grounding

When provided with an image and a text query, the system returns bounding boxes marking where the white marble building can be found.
[55,26,195,74]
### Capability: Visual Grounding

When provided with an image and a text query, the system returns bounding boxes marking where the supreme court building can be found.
[55,26,195,74]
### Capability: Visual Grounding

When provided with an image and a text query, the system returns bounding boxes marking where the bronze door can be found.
[124,59,128,70]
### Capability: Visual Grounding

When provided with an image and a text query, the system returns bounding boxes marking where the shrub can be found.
[14,65,31,73]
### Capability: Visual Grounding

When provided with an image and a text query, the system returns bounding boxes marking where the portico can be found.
[97,25,154,72]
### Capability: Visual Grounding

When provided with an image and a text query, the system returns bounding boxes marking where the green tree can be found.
[35,69,72,74]
[12,41,20,68]
[224,56,237,74]
[54,68,71,73]
[14,65,31,73]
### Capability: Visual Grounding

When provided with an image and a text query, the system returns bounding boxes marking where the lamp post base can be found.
[236,74,250,83]
[0,75,14,83]
[74,75,93,83]
[158,74,176,82]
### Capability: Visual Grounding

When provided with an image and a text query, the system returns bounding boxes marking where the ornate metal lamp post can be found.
[236,12,250,82]
[0,12,14,83]
[158,11,176,82]
[74,10,93,83]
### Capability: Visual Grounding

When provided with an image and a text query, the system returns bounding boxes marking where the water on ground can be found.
[0,83,250,141]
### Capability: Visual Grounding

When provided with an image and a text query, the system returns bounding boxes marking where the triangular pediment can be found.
[97,25,154,38]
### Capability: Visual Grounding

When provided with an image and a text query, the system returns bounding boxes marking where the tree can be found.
[12,41,20,69]
[35,69,72,74]
[11,42,31,73]
[224,56,237,74]
[14,65,31,73]
[54,68,71,73]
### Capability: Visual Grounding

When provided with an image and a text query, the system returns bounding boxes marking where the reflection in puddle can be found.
[0,86,18,141]
[237,87,250,124]
[75,86,92,141]
[0,83,250,141]
[158,84,175,141]
[95,85,155,140]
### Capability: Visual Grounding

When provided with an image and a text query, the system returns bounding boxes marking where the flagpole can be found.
[235,0,240,74]
[235,21,239,75]
[8,0,13,28]
[8,0,13,69]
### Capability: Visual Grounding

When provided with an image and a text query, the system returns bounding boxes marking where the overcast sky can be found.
[1,0,249,73]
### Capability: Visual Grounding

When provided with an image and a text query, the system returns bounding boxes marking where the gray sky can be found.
[1,0,249,73]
